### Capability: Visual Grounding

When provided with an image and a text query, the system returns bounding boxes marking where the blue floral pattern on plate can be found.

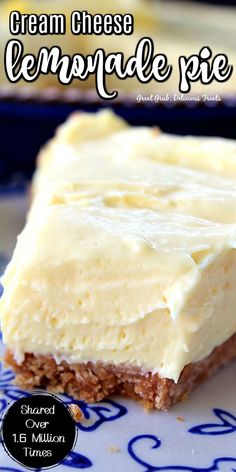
[189,409,236,436]
[128,432,236,472]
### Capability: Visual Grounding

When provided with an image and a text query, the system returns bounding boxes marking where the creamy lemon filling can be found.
[1,110,236,382]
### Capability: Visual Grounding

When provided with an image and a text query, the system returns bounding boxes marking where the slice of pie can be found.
[1,110,236,409]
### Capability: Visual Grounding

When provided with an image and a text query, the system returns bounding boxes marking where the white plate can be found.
[0,190,236,472]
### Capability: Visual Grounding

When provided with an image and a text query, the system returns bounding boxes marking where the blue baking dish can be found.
[0,92,236,184]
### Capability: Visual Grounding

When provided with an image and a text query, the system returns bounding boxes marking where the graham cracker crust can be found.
[5,333,236,410]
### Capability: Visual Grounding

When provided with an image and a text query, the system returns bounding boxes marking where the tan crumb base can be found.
[5,333,236,410]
